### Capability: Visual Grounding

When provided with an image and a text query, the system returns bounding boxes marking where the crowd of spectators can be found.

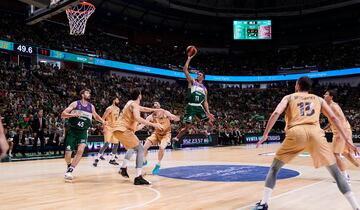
[1,10,360,156]
[1,59,360,155]
[1,12,360,76]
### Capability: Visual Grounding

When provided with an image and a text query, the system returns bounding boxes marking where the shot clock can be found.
[14,43,36,55]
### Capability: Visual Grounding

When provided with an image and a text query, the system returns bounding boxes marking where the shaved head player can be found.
[255,77,359,210]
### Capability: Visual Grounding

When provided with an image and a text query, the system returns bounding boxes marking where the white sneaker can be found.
[64,172,73,182]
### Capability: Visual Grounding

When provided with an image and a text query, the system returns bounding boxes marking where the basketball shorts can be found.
[103,126,121,144]
[65,128,88,151]
[113,129,139,150]
[275,125,335,168]
[183,104,208,124]
[147,132,171,149]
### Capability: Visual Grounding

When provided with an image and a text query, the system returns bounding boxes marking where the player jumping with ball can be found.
[172,46,215,149]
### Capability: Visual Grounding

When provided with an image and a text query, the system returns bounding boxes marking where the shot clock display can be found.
[233,20,272,40]
[38,48,51,56]
[14,43,36,55]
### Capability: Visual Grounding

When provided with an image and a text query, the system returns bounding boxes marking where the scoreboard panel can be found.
[233,20,272,40]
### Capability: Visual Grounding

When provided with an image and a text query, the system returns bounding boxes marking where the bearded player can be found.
[93,96,121,167]
[172,47,215,149]
[61,89,106,181]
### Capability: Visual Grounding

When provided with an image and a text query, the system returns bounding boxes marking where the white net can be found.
[66,1,95,35]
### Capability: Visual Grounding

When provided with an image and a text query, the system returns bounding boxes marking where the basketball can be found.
[186,45,197,57]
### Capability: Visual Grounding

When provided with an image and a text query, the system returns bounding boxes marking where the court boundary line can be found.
[236,180,326,210]
[118,186,161,210]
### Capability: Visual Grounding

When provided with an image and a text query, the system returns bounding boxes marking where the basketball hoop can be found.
[66,1,95,35]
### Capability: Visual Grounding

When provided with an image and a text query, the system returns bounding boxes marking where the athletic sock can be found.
[344,191,360,210]
[110,154,115,161]
[260,187,273,205]
[136,168,142,177]
[122,159,128,168]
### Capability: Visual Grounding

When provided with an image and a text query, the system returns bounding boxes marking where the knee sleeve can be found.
[327,164,351,194]
[265,159,285,189]
[125,149,135,160]
[133,144,144,168]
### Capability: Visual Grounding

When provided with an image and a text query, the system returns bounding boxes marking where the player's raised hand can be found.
[188,54,195,60]
[187,46,197,60]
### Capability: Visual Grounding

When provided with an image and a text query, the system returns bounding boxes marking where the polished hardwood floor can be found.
[1,144,359,210]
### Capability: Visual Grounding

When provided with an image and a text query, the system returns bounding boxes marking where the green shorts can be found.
[183,104,209,124]
[65,128,88,151]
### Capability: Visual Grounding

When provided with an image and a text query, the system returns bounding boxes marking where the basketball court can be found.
[1,1,360,210]
[1,144,359,210]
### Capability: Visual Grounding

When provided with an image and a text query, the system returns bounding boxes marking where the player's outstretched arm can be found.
[164,110,180,122]
[139,106,163,113]
[92,105,107,125]
[320,98,358,154]
[183,57,195,85]
[256,95,290,148]
[0,120,9,160]
[132,104,163,131]
[61,102,80,119]
[136,114,153,131]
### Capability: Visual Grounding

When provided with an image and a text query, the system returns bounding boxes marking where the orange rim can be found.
[66,1,95,15]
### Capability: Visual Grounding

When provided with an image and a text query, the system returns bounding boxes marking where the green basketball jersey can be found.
[188,81,207,104]
[68,100,93,130]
